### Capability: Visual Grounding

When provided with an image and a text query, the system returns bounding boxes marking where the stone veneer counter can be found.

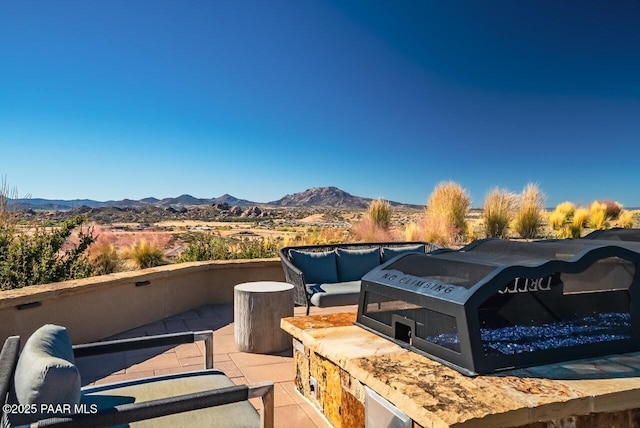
[281,313,640,428]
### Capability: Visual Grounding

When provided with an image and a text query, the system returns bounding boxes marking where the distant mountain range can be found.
[9,187,420,211]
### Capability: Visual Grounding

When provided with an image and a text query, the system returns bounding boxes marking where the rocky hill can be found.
[9,187,418,211]
[269,187,370,208]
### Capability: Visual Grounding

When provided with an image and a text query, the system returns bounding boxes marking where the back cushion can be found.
[381,244,426,263]
[10,324,81,425]
[289,249,339,284]
[336,248,381,282]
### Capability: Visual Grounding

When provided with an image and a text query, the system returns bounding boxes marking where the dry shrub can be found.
[482,188,516,238]
[352,217,395,242]
[90,242,119,275]
[424,181,470,245]
[125,239,165,269]
[555,201,576,217]
[573,208,590,228]
[285,228,350,246]
[423,215,460,247]
[513,183,546,239]
[404,222,421,241]
[617,210,635,228]
[352,198,395,242]
[589,201,609,230]
[547,210,566,232]
[89,229,121,274]
[367,198,392,230]
[601,200,622,220]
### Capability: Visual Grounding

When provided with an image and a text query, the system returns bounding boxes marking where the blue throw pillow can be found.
[336,247,381,281]
[381,244,426,263]
[289,249,339,284]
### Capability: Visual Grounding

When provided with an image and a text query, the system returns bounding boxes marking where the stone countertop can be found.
[281,313,640,428]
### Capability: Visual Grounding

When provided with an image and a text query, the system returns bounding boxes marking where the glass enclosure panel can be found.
[363,291,460,352]
[478,259,633,356]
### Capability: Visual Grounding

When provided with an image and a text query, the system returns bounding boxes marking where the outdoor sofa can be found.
[279,241,440,315]
[0,324,274,427]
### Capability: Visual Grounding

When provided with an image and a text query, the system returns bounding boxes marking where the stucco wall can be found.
[0,259,284,344]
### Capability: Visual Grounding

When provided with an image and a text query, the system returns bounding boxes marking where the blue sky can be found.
[1,1,639,207]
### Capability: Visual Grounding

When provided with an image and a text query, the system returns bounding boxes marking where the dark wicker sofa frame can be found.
[279,241,440,315]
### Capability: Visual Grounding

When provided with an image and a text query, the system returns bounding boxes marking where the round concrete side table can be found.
[234,281,294,354]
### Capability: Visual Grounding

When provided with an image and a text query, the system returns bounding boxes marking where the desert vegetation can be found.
[1,176,639,290]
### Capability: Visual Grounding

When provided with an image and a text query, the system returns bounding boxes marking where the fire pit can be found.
[356,238,640,375]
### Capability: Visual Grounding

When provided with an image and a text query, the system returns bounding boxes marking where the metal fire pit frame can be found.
[356,239,640,376]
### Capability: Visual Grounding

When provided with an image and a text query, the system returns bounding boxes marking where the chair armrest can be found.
[0,336,21,414]
[32,382,275,428]
[72,330,214,369]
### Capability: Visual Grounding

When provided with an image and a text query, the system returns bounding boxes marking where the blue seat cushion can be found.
[335,248,381,281]
[289,249,338,284]
[308,281,361,307]
[381,244,426,263]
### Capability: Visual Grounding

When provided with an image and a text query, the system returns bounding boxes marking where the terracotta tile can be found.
[231,376,248,385]
[274,404,318,428]
[213,323,235,336]
[184,316,226,331]
[94,370,156,385]
[163,318,188,333]
[299,401,333,427]
[213,334,239,354]
[211,304,234,319]
[273,383,296,408]
[214,360,243,378]
[229,352,292,368]
[281,381,306,404]
[126,353,181,373]
[215,352,231,362]
[153,364,203,376]
[76,353,126,379]
[143,322,169,335]
[241,362,294,383]
[179,356,205,368]
[124,345,173,360]
[174,343,202,360]
[172,310,201,320]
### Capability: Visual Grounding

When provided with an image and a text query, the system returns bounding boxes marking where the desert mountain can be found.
[269,186,370,208]
[9,187,418,210]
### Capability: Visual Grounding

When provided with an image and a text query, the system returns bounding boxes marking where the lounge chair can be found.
[0,324,274,427]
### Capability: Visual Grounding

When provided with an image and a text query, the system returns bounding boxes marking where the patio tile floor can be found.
[76,303,358,427]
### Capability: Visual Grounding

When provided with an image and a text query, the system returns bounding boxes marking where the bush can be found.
[367,198,392,229]
[547,210,567,232]
[617,210,635,228]
[0,216,95,290]
[512,183,546,239]
[126,239,165,269]
[482,188,516,238]
[555,201,575,217]
[352,199,394,241]
[352,217,394,242]
[573,208,590,228]
[176,233,229,262]
[424,181,471,244]
[601,200,622,220]
[89,242,120,275]
[177,233,280,262]
[589,201,609,230]
[404,221,421,241]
